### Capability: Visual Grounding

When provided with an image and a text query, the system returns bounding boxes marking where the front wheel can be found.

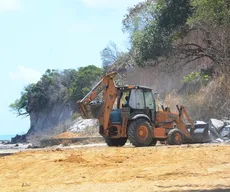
[128,118,153,147]
[167,129,184,145]
[104,137,127,147]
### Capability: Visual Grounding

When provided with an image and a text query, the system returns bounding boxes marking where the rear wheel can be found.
[128,119,153,147]
[167,129,184,145]
[104,137,127,147]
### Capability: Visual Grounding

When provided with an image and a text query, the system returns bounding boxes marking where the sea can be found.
[0,135,14,141]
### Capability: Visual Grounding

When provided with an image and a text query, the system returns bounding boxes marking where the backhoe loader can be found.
[78,72,209,147]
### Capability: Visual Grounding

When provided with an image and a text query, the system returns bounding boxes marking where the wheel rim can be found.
[175,133,181,144]
[138,125,149,140]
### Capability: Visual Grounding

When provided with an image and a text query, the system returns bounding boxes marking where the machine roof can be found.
[117,85,153,91]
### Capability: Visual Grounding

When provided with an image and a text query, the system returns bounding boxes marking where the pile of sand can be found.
[54,132,80,139]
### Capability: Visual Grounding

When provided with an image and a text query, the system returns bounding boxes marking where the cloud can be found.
[10,66,41,84]
[0,0,21,12]
[80,0,143,9]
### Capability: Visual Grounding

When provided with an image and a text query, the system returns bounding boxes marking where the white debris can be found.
[208,118,230,142]
[219,125,230,137]
[213,138,224,143]
[222,120,230,125]
[210,119,225,131]
[195,121,207,125]
[68,117,98,132]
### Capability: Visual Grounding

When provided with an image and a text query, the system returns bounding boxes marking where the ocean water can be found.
[0,135,14,140]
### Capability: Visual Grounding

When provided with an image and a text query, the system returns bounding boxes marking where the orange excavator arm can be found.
[78,72,118,130]
[174,105,194,140]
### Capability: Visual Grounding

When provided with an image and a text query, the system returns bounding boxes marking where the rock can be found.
[210,119,224,131]
[22,182,30,187]
[208,118,230,142]
[26,102,75,146]
[212,138,224,143]
[11,134,27,144]
[219,125,230,138]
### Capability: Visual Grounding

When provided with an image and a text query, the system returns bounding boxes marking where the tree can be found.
[70,65,103,99]
[100,42,121,69]
[122,0,193,67]
[10,65,103,116]
[186,0,230,73]
[10,92,29,116]
[122,0,156,36]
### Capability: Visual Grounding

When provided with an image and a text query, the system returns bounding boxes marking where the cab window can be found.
[144,91,154,109]
[129,89,145,109]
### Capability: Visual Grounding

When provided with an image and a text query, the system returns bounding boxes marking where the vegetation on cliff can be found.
[102,0,230,74]
[100,0,230,120]
[10,65,102,116]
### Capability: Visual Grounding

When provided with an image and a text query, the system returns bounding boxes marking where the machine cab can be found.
[129,88,155,111]
[110,86,156,125]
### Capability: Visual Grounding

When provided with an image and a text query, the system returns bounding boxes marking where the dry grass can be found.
[162,75,230,121]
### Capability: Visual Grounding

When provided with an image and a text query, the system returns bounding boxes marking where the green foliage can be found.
[132,23,173,65]
[183,71,210,84]
[122,1,156,36]
[123,0,192,66]
[188,0,230,25]
[69,65,103,99]
[10,65,103,116]
[157,0,192,31]
[9,92,28,116]
[103,0,230,74]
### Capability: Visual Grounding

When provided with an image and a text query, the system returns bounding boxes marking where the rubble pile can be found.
[209,119,230,142]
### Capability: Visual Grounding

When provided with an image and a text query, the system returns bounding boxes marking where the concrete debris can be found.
[209,119,230,142]
[68,117,98,132]
[219,125,230,138]
[210,119,225,131]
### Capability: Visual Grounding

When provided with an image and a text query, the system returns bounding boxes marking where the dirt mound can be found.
[55,132,80,139]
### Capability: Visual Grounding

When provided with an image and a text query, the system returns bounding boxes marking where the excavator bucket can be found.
[78,72,117,120]
[174,106,211,143]
[189,121,211,143]
[79,101,104,119]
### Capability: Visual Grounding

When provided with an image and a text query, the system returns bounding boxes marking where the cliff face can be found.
[25,102,75,145]
[127,65,193,94]
[28,102,73,134]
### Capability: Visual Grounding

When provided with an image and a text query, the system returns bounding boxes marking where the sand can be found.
[0,144,230,192]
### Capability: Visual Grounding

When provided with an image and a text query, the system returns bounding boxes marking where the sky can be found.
[0,0,143,135]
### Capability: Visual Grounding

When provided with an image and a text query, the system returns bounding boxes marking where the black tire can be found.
[167,129,184,145]
[149,139,157,146]
[104,137,127,147]
[128,118,153,147]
